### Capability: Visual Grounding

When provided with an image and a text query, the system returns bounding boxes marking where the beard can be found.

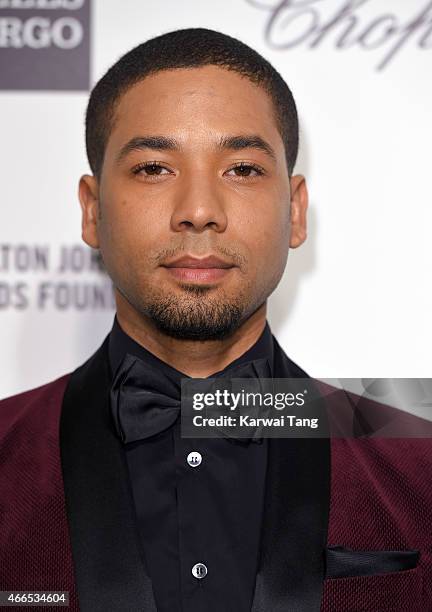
[123,281,255,341]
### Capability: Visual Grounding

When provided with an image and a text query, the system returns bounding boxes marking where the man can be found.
[1,28,431,612]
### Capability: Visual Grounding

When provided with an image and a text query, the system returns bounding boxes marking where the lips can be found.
[162,255,234,269]
[161,254,236,283]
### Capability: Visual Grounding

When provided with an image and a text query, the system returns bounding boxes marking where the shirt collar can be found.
[108,314,275,383]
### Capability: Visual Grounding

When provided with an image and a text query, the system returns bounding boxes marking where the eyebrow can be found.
[116,136,177,163]
[218,135,276,162]
[116,134,277,164]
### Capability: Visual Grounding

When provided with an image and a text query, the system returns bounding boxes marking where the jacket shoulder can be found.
[0,374,72,437]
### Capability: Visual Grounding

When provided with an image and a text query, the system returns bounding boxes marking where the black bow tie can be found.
[110,353,271,444]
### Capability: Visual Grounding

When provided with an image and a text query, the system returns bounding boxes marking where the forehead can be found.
[107,65,283,153]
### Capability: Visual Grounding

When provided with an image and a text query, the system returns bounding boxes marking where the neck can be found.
[114,292,268,378]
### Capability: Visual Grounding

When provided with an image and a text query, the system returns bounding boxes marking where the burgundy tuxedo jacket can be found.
[1,333,432,611]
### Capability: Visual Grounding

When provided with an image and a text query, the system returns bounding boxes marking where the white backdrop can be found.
[1,0,431,399]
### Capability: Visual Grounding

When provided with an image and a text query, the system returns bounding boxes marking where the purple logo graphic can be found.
[246,0,432,70]
[0,0,90,90]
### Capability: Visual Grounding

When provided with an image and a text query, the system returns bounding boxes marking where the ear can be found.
[289,174,308,248]
[78,174,100,249]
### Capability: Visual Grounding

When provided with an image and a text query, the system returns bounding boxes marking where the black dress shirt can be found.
[108,316,275,612]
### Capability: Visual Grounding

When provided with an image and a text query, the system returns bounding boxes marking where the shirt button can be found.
[187,451,202,468]
[192,563,207,579]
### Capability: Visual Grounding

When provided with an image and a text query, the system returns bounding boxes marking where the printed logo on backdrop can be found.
[246,0,432,70]
[0,0,90,90]
[0,244,115,311]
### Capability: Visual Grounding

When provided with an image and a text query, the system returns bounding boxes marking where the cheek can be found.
[98,193,166,270]
[102,180,167,232]
[235,196,289,274]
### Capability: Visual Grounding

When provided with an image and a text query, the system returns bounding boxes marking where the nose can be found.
[169,171,228,233]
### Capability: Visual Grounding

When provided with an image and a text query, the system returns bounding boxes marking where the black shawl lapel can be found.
[60,336,157,612]
[251,337,331,612]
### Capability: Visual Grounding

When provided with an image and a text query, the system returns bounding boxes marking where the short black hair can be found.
[85,28,299,179]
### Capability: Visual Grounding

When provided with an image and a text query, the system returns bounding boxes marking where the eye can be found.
[225,163,265,178]
[131,161,172,177]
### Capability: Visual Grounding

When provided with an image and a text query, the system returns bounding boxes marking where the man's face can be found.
[80,65,307,340]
